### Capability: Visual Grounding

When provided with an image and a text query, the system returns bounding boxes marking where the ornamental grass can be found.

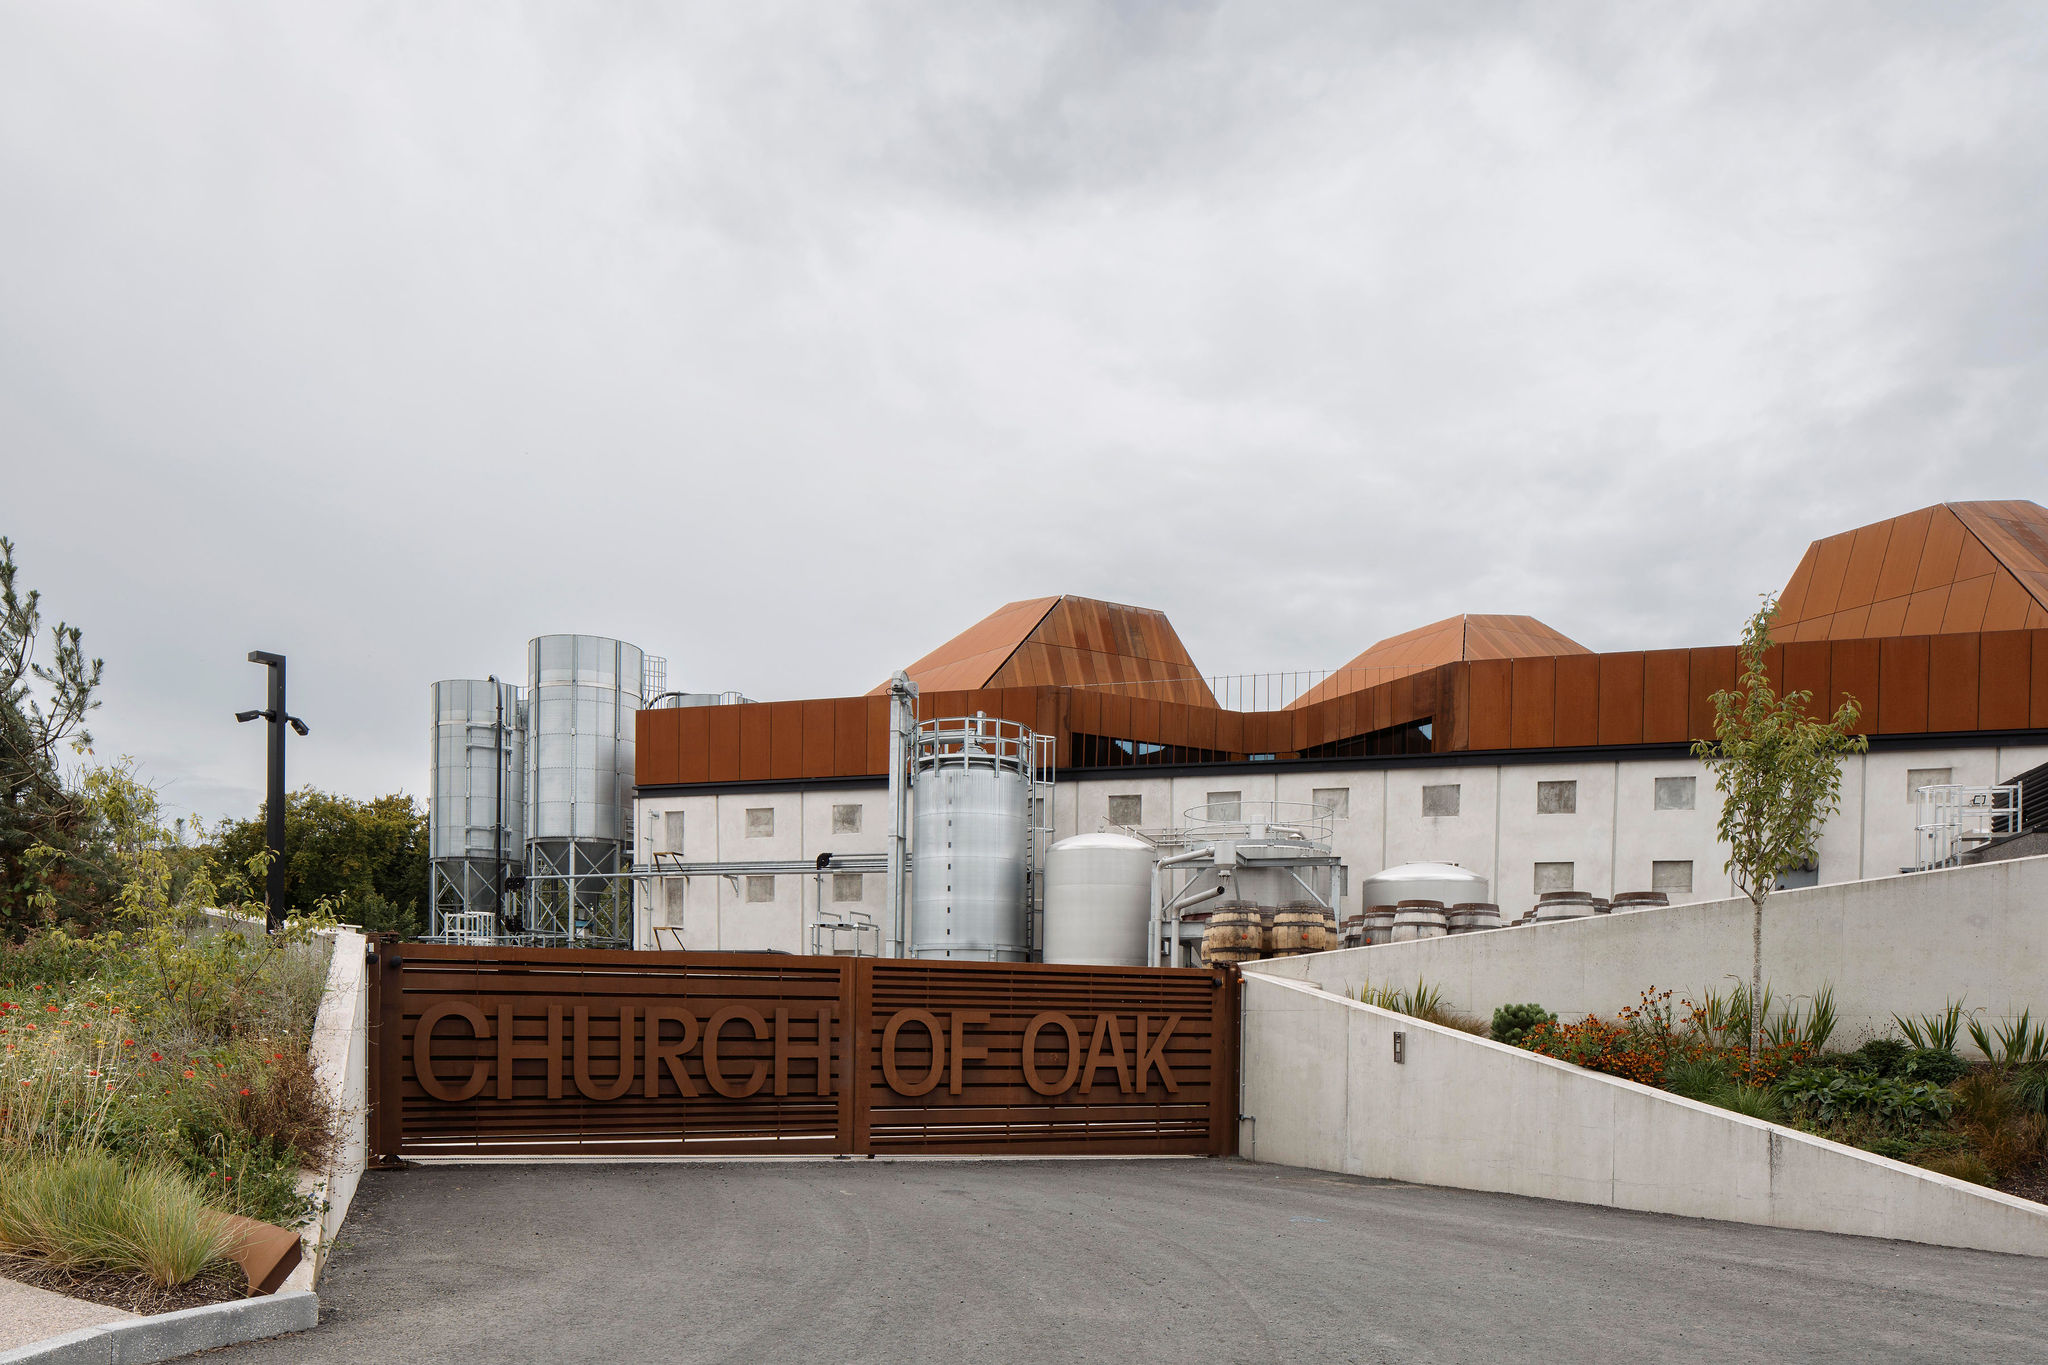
[0,1149,236,1286]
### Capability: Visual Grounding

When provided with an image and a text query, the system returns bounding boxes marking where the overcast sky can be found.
[3,2,2043,826]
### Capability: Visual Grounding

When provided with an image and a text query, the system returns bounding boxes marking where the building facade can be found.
[632,501,2048,955]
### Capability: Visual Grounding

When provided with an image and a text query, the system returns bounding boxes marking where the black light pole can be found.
[236,651,309,934]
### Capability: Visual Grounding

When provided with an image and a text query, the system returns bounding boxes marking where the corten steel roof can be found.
[1773,501,2048,642]
[636,625,2048,787]
[872,595,1217,706]
[1288,614,1592,709]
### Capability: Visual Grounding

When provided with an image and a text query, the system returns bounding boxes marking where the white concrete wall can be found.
[1240,971,2048,1257]
[1253,853,2048,1050]
[634,785,888,952]
[633,740,2048,957]
[284,926,368,1292]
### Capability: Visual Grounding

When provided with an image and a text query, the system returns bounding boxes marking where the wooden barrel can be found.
[1339,914,1366,949]
[1609,891,1670,913]
[1446,902,1502,934]
[1269,903,1336,956]
[1533,893,1596,922]
[1200,902,1266,966]
[1364,904,1398,946]
[1391,898,1448,942]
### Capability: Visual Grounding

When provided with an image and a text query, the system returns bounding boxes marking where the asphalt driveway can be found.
[218,1159,2047,1365]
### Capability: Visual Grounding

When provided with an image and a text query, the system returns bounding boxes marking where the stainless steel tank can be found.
[526,634,644,847]
[525,635,646,942]
[1358,862,1489,910]
[428,679,524,917]
[910,716,1038,961]
[1043,832,1156,966]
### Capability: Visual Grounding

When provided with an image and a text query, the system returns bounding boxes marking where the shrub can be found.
[1906,1048,1969,1087]
[1895,1000,1967,1054]
[1953,1072,2048,1178]
[1967,1011,2048,1069]
[1716,1085,1784,1122]
[1665,1055,1733,1103]
[1774,1067,1954,1133]
[1360,979,1488,1035]
[1491,1003,1555,1047]
[1849,1038,1911,1078]
[0,1150,235,1286]
[1922,1152,1996,1186]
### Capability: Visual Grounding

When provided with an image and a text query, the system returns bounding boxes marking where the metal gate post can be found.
[367,934,408,1167]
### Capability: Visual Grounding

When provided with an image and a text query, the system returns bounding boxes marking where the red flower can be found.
[150,1052,163,1061]
[238,1088,252,1096]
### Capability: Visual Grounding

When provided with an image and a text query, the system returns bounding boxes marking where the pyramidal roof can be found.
[875,595,1216,705]
[1772,500,2048,641]
[1288,614,1591,709]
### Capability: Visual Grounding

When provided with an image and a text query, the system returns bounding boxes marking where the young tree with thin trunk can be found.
[1693,597,1867,1070]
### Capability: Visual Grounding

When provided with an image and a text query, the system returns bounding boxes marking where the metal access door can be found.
[366,940,1239,1160]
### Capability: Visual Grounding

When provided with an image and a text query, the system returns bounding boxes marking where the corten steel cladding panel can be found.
[370,943,1236,1159]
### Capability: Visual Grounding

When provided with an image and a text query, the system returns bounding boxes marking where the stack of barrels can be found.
[1200,901,1336,965]
[1513,889,1673,925]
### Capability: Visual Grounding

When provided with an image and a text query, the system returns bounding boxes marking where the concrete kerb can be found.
[0,1292,318,1365]
[1238,968,2048,1258]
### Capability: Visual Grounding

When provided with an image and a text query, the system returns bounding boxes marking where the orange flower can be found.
[182,1069,197,1079]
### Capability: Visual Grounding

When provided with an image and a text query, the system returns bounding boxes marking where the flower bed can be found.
[1480,987,2048,1201]
[0,922,335,1289]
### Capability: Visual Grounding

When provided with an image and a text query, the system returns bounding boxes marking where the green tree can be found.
[210,788,428,935]
[1693,597,1867,1069]
[1,536,110,938]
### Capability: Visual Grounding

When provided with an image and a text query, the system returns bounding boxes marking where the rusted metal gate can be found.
[366,939,1238,1159]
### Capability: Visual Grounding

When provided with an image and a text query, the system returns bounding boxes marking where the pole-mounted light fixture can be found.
[237,652,309,934]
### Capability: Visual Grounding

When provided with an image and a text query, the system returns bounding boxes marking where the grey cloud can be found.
[1,2,2042,823]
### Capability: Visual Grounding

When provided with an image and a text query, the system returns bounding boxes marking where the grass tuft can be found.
[0,1150,236,1287]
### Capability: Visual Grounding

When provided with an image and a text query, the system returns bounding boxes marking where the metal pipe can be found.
[490,674,505,933]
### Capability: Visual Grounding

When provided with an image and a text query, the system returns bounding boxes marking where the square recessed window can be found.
[663,810,685,853]
[744,875,775,903]
[745,807,775,838]
[1107,794,1142,826]
[832,804,862,834]
[1206,791,1243,820]
[1653,777,1696,811]
[1651,860,1694,893]
[1536,780,1578,815]
[832,872,863,903]
[1906,768,1952,802]
[1422,784,1460,817]
[1534,861,1575,892]
[1312,788,1350,818]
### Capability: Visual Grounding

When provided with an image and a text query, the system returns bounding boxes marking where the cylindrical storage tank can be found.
[1390,899,1448,942]
[1357,862,1489,911]
[430,679,526,918]
[526,635,645,849]
[1200,902,1264,966]
[910,716,1036,961]
[1042,832,1157,966]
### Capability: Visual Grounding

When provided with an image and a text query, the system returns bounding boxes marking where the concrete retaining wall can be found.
[1253,854,2048,1048]
[1240,971,2048,1257]
[283,927,368,1292]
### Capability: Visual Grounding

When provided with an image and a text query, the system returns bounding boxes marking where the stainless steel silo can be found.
[428,679,525,929]
[909,715,1047,962]
[524,634,646,944]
